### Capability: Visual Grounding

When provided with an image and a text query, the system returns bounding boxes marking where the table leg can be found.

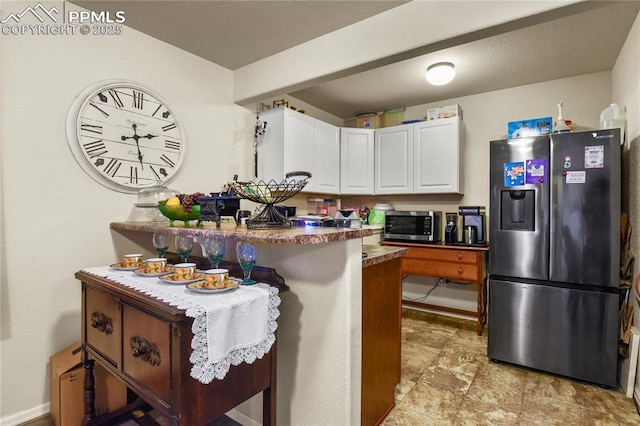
[82,352,96,426]
[263,341,277,426]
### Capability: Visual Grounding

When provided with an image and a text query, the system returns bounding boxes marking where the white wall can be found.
[0,1,253,421]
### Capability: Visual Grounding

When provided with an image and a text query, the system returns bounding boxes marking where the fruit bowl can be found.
[158,203,201,226]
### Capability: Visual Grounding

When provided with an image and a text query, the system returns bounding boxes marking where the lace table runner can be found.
[82,266,280,384]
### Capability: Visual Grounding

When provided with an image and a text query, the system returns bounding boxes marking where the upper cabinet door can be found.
[314,120,341,194]
[374,125,413,194]
[413,117,464,194]
[284,109,316,191]
[340,128,374,194]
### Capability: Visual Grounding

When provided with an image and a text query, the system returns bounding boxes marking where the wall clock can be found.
[66,80,186,193]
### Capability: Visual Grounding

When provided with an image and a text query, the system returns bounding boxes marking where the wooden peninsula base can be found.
[362,248,404,425]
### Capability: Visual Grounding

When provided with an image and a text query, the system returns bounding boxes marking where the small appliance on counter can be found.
[383,211,441,243]
[335,209,361,228]
[444,212,458,244]
[458,206,486,245]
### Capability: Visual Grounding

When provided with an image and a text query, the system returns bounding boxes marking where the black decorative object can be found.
[230,171,310,229]
[197,192,241,227]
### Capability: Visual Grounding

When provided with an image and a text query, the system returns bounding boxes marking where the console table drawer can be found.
[85,287,121,367]
[122,304,172,404]
[405,247,477,264]
[403,258,478,281]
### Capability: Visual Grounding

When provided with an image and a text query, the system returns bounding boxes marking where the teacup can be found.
[144,258,167,273]
[123,254,143,268]
[173,263,197,281]
[203,269,229,289]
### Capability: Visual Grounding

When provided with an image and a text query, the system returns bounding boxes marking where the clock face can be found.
[66,80,186,193]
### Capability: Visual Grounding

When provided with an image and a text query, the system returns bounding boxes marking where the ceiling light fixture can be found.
[426,62,455,86]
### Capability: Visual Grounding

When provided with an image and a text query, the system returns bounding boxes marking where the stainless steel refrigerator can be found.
[488,129,621,387]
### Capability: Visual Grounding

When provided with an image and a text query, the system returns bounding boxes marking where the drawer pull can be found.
[130,336,161,367]
[458,268,463,275]
[457,253,463,260]
[90,312,113,335]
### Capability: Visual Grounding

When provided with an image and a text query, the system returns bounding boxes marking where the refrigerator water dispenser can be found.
[500,190,535,231]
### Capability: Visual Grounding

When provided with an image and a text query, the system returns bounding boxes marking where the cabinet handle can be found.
[129,336,161,367]
[457,253,463,260]
[458,268,464,275]
[90,312,113,335]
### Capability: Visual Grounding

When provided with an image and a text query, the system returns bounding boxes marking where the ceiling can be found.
[70,1,639,120]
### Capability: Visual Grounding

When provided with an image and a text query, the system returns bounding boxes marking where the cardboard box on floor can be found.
[50,342,127,426]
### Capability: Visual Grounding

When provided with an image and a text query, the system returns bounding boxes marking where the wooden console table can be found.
[381,242,488,335]
[77,255,287,426]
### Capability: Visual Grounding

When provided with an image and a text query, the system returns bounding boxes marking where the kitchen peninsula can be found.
[109,221,406,425]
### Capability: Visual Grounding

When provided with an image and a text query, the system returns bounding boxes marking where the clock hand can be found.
[121,124,145,170]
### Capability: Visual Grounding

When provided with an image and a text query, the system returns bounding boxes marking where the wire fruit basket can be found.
[229,171,311,229]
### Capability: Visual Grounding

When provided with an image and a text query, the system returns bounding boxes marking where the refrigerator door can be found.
[549,130,621,287]
[489,137,550,280]
[488,278,619,387]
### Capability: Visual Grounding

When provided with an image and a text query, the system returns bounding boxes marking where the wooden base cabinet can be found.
[362,257,402,425]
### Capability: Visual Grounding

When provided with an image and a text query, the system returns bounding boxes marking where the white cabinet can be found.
[413,117,464,194]
[257,107,340,193]
[374,117,464,195]
[374,125,413,194]
[314,120,341,193]
[340,128,374,194]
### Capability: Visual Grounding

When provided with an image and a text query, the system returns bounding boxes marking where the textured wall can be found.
[0,2,251,421]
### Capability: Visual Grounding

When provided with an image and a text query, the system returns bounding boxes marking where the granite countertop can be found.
[362,244,407,268]
[111,221,373,245]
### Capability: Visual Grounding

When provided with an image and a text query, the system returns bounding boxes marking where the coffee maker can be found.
[445,212,458,244]
[459,206,487,244]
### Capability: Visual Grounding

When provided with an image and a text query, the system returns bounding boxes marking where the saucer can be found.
[110,263,140,271]
[186,278,241,294]
[159,272,204,285]
[134,266,175,277]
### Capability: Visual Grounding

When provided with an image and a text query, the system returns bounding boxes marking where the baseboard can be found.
[225,408,262,426]
[0,403,49,426]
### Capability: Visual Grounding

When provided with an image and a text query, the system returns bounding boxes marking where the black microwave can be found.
[383,211,442,243]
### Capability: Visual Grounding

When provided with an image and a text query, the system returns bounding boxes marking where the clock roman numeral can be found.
[89,101,109,118]
[152,104,162,117]
[132,90,144,109]
[165,140,180,150]
[162,123,177,132]
[103,158,121,177]
[108,90,124,108]
[130,166,138,184]
[80,123,103,135]
[83,140,108,158]
[160,154,175,168]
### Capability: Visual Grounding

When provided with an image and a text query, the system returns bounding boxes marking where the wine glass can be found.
[152,232,169,258]
[204,235,225,269]
[176,235,193,263]
[236,241,257,285]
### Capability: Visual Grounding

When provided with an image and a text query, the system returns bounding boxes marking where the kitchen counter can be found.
[110,221,372,244]
[109,221,370,425]
[362,244,407,268]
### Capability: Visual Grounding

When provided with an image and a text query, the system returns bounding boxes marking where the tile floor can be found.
[23,308,640,426]
[383,308,640,425]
